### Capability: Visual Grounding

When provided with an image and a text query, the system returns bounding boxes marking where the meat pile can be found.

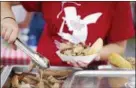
[9,64,72,88]
[58,38,103,56]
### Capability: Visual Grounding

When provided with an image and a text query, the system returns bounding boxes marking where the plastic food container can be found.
[63,70,135,88]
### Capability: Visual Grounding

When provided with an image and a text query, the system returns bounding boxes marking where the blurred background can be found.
[125,2,135,57]
[1,2,135,65]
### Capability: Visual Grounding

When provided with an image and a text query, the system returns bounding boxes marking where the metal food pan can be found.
[63,70,135,88]
[1,65,82,88]
[1,66,13,88]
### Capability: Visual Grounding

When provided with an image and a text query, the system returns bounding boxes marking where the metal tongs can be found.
[14,38,50,69]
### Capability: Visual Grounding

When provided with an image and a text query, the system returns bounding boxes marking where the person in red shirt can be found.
[1,2,134,67]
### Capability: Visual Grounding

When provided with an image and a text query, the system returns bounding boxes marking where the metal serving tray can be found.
[63,70,135,88]
[1,66,13,88]
[1,65,82,88]
[1,65,135,88]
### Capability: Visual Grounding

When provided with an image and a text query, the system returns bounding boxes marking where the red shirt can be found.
[22,2,134,66]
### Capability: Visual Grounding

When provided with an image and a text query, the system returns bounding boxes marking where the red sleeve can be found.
[21,2,41,12]
[107,2,135,43]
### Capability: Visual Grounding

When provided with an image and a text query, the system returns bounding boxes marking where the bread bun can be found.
[87,38,103,55]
